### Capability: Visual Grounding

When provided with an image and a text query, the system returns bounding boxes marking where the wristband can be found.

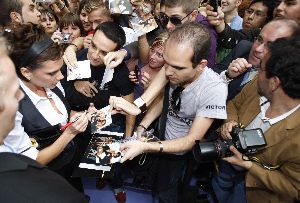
[70,43,78,51]
[158,141,163,153]
[137,124,147,131]
[133,97,147,113]
[225,70,233,79]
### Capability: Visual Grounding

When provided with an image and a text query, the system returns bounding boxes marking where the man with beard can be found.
[214,35,300,203]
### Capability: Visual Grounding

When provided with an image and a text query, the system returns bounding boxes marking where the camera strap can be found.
[18,36,54,68]
[247,156,282,171]
[158,82,170,140]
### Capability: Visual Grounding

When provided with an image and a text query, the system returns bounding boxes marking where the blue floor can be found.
[83,178,157,203]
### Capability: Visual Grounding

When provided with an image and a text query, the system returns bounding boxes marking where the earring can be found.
[27,77,31,81]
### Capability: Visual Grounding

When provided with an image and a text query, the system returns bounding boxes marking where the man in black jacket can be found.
[213,18,299,100]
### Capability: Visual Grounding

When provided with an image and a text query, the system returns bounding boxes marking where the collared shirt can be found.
[20,80,68,126]
[0,112,39,159]
[229,14,243,30]
[240,67,257,86]
[0,81,68,160]
[246,97,300,132]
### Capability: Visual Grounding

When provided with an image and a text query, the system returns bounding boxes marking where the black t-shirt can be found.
[0,152,88,203]
[61,49,134,127]
[62,49,133,110]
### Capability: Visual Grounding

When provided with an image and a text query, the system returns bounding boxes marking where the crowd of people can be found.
[0,0,300,203]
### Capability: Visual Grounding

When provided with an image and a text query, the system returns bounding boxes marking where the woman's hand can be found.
[65,112,89,135]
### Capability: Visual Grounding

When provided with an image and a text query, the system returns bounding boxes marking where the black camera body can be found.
[193,127,267,163]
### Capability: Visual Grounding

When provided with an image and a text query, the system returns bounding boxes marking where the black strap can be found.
[158,83,170,140]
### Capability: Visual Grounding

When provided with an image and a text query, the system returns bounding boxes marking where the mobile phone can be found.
[134,66,140,78]
[209,0,218,12]
[61,33,71,43]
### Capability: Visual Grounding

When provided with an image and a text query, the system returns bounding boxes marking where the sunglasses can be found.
[159,11,193,27]
[170,86,184,112]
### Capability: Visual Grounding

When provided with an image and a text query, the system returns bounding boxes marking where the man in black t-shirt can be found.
[62,22,135,137]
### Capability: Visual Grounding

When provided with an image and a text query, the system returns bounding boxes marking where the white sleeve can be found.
[1,111,39,160]
[196,83,228,119]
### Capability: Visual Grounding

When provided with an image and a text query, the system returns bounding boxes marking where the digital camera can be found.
[61,33,71,43]
[193,127,267,163]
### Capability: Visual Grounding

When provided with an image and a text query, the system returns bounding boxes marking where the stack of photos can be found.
[109,0,133,14]
[74,131,123,178]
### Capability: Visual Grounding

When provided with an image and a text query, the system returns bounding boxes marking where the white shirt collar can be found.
[260,96,300,125]
[19,79,54,106]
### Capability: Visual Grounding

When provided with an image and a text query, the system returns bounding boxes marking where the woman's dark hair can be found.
[6,23,64,81]
[265,34,300,99]
[40,8,59,24]
[78,0,89,15]
[59,13,84,36]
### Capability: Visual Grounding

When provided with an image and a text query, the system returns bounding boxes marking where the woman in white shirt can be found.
[1,23,89,175]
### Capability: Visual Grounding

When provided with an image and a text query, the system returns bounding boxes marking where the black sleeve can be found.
[218,24,261,49]
[114,63,134,96]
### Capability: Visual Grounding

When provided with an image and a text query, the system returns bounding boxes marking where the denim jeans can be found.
[211,161,247,203]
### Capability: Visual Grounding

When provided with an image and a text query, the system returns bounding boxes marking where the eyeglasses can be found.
[245,8,267,18]
[159,11,193,27]
[170,86,184,112]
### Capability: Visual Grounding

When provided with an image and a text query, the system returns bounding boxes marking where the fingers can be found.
[140,71,150,87]
[228,58,252,78]
[63,47,78,68]
[51,31,62,44]
[74,81,93,97]
[103,51,123,69]
[220,121,237,139]
[83,35,92,49]
[89,82,98,94]
[129,71,138,83]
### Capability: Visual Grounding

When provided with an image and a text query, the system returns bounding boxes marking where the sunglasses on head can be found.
[170,86,184,112]
[159,11,193,27]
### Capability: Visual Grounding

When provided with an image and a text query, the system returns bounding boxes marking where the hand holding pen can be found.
[60,111,89,134]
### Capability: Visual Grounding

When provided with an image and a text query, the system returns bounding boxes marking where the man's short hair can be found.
[84,0,110,16]
[165,0,199,14]
[94,22,126,50]
[167,22,211,68]
[265,33,300,99]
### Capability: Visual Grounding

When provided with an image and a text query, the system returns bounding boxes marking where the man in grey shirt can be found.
[110,22,227,203]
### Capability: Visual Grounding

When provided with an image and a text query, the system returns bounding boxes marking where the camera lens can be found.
[193,139,233,163]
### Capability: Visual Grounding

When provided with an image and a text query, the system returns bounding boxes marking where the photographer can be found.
[214,36,300,203]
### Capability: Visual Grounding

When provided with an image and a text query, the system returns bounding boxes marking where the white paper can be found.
[67,60,91,81]
[100,67,114,89]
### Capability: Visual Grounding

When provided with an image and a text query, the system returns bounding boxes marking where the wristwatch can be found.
[133,97,147,113]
